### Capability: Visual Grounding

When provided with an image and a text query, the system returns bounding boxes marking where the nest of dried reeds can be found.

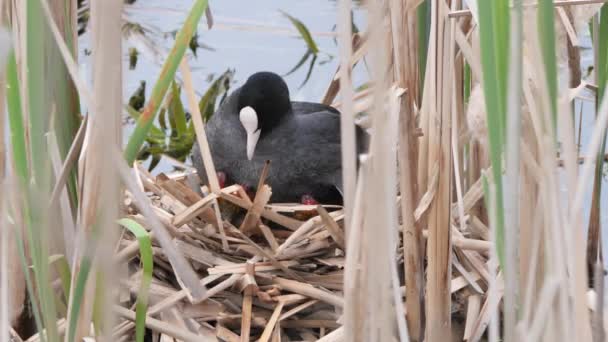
[111,155,497,342]
[116,161,348,341]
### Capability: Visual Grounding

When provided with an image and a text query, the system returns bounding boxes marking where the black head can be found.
[237,72,292,134]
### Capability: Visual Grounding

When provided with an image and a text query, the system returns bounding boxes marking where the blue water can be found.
[119,0,366,99]
[76,0,367,152]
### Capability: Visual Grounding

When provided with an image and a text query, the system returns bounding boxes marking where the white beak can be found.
[239,106,261,160]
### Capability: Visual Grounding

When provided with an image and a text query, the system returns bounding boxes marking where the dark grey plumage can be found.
[192,71,367,204]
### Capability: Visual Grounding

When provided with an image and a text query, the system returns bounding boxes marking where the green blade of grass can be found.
[47,0,81,212]
[494,0,510,135]
[124,0,209,165]
[170,81,188,136]
[284,50,312,77]
[28,0,49,185]
[477,0,509,267]
[126,104,166,138]
[126,104,142,120]
[27,2,59,339]
[159,108,168,131]
[298,53,317,89]
[6,48,48,342]
[117,218,153,342]
[6,51,29,186]
[588,4,608,269]
[279,10,319,54]
[66,255,93,342]
[599,4,608,103]
[417,0,429,100]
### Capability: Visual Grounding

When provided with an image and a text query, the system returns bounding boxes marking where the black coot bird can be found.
[192,71,366,205]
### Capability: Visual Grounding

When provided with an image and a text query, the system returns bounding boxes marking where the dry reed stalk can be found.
[115,151,207,301]
[231,229,303,282]
[39,0,92,109]
[463,294,481,341]
[239,261,255,342]
[179,59,228,251]
[258,301,284,342]
[520,4,585,340]
[424,1,453,340]
[337,0,356,236]
[453,27,482,80]
[60,0,122,339]
[567,92,608,339]
[343,160,367,341]
[239,162,272,235]
[218,190,302,231]
[48,116,87,211]
[390,0,424,339]
[503,1,524,340]
[567,4,603,296]
[317,206,345,250]
[172,193,218,227]
[355,1,407,340]
[114,305,202,342]
[518,66,546,327]
[322,32,366,106]
[177,59,219,193]
[592,261,605,341]
[450,6,468,299]
[217,324,240,342]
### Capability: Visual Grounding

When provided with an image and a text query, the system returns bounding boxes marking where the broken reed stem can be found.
[239,262,255,342]
[114,305,202,342]
[337,0,357,238]
[239,160,271,235]
[360,0,406,340]
[258,301,284,342]
[48,115,87,212]
[390,0,424,337]
[343,160,367,341]
[47,132,76,265]
[424,1,453,340]
[569,85,608,342]
[179,58,228,250]
[271,277,344,308]
[63,0,123,340]
[114,150,207,301]
[317,205,346,250]
[179,58,221,195]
